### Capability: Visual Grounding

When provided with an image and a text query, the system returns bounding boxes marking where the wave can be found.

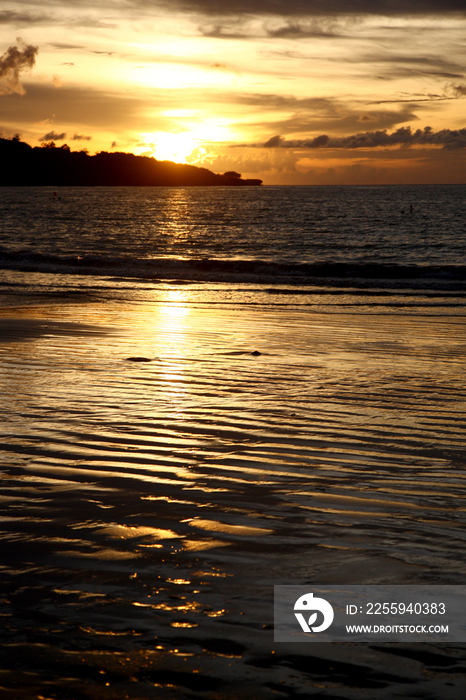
[1,249,465,289]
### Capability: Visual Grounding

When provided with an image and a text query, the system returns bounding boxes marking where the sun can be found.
[142,132,198,163]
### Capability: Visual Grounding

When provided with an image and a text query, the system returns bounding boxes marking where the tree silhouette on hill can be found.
[0,137,262,187]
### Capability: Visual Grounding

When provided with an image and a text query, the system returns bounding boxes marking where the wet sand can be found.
[1,299,466,698]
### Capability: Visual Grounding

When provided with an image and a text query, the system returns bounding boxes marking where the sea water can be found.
[1,183,465,282]
[0,185,466,698]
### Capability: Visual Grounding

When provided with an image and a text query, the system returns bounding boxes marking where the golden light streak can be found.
[139,131,198,163]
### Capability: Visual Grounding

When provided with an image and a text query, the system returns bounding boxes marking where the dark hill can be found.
[0,137,262,187]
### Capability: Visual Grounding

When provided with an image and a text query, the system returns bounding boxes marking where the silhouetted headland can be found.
[0,137,262,187]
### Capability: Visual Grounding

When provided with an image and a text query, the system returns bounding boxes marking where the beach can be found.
[3,0,466,684]
[1,287,466,698]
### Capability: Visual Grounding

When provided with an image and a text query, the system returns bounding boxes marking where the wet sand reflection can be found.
[1,295,466,697]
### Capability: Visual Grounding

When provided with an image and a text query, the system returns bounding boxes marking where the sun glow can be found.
[140,123,235,163]
[142,132,198,163]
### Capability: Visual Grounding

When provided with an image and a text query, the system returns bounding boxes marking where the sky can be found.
[1,0,466,185]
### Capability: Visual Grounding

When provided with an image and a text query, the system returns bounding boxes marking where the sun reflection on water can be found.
[157,289,190,350]
[154,290,191,417]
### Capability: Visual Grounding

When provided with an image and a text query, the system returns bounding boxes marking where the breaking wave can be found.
[1,248,465,290]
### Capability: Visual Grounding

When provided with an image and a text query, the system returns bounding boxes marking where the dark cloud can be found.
[71,133,92,140]
[50,43,86,50]
[387,69,463,80]
[40,130,67,141]
[198,17,343,39]
[1,10,114,31]
[140,0,466,17]
[266,20,341,38]
[359,113,379,122]
[15,0,466,18]
[199,24,249,39]
[70,17,116,29]
[264,134,331,147]
[371,55,463,69]
[0,10,50,25]
[234,93,341,110]
[452,84,466,96]
[0,39,38,95]
[370,82,466,104]
[263,134,283,147]
[261,125,466,149]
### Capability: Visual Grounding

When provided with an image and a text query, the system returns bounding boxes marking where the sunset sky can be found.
[1,1,466,184]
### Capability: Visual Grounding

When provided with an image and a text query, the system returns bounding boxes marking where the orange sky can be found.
[1,1,466,184]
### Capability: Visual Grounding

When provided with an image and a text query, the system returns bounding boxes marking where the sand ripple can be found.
[1,301,465,698]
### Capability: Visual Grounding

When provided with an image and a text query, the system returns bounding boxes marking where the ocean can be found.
[1,184,466,698]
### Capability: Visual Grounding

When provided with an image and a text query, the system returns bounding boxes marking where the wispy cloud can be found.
[369,81,466,104]
[0,10,51,26]
[232,93,419,134]
[361,53,465,81]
